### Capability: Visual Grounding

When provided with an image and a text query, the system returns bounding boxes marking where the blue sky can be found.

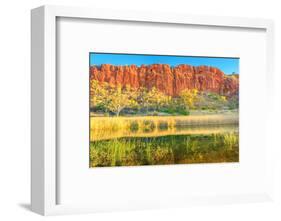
[90,53,239,75]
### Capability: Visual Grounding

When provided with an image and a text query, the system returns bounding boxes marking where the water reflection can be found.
[90,125,239,167]
[90,124,238,141]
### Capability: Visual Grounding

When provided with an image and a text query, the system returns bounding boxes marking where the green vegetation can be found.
[90,80,238,117]
[90,133,239,167]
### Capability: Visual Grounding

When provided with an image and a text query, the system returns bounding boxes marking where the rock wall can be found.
[90,64,239,96]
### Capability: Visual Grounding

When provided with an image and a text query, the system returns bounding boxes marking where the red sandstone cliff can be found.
[90,64,239,97]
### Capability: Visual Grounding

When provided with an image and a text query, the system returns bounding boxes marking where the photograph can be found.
[89,53,239,167]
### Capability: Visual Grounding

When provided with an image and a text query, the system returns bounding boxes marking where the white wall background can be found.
[0,0,280,220]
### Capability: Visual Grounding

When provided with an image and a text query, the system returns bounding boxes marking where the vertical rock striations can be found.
[90,64,239,96]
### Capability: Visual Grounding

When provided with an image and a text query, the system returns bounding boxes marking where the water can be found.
[90,124,239,167]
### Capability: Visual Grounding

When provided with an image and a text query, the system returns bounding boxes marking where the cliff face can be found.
[90,64,239,96]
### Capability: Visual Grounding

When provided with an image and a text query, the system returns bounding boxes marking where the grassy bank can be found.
[90,112,238,141]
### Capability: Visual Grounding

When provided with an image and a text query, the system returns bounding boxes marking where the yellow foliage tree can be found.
[179,89,198,110]
[90,80,109,109]
[146,87,171,112]
[106,84,138,116]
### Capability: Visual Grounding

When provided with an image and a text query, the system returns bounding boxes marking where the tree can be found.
[136,87,150,112]
[106,84,138,116]
[135,87,170,113]
[147,87,170,112]
[90,80,109,110]
[179,89,198,111]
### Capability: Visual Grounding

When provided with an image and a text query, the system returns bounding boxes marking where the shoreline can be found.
[90,113,239,141]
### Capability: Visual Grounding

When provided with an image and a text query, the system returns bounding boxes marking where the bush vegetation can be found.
[90,80,238,116]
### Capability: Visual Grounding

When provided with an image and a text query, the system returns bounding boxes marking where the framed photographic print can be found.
[31,5,274,215]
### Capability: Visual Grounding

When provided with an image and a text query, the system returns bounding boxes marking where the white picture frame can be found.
[31,5,275,215]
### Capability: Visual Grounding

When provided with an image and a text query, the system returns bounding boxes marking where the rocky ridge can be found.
[90,64,239,96]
